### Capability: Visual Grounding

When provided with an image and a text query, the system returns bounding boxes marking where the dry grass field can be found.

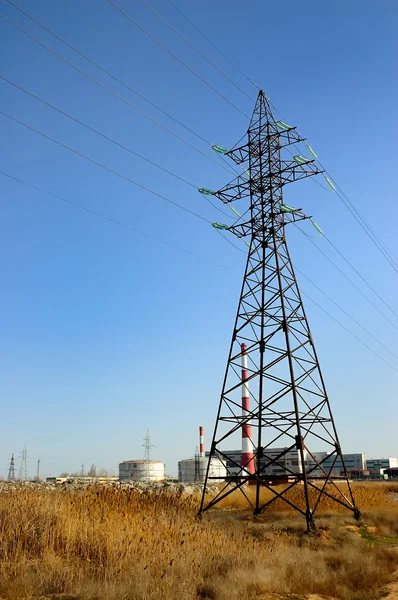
[0,482,397,600]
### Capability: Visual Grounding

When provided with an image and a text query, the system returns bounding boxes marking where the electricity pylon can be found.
[18,445,28,482]
[194,446,200,482]
[199,90,360,531]
[142,429,155,482]
[7,453,15,481]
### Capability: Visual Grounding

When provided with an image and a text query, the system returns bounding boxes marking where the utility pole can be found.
[81,464,84,477]
[36,459,41,482]
[199,90,360,531]
[7,453,15,481]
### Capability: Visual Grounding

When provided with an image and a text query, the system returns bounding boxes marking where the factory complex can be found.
[117,343,396,485]
[115,425,397,483]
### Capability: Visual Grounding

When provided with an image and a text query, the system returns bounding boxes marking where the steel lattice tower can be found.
[142,429,155,482]
[18,445,28,482]
[199,90,360,530]
[7,453,15,481]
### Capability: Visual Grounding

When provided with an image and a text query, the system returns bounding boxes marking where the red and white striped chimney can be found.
[199,426,205,457]
[241,343,255,475]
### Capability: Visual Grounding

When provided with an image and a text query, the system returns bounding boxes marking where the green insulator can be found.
[229,206,241,217]
[212,222,229,230]
[293,154,310,165]
[311,221,323,235]
[275,120,291,131]
[279,204,298,213]
[324,176,336,191]
[211,144,228,154]
[198,188,215,195]
[305,143,318,159]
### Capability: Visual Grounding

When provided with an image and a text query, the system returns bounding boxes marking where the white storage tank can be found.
[178,456,226,483]
[119,460,165,482]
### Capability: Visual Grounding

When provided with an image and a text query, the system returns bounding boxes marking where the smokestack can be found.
[241,343,255,475]
[199,426,205,457]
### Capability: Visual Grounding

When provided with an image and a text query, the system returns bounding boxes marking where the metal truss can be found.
[199,91,360,531]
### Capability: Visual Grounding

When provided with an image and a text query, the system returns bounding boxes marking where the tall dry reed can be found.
[0,483,396,600]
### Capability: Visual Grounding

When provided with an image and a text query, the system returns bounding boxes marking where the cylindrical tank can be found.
[119,460,165,482]
[178,456,226,483]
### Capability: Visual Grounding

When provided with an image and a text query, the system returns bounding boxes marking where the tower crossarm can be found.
[228,206,311,239]
[214,158,323,210]
[226,126,308,166]
[214,175,250,204]
[278,159,324,185]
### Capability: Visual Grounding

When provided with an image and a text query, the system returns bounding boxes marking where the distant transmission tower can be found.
[7,453,15,481]
[199,90,360,531]
[18,445,28,482]
[142,429,155,482]
[194,446,200,482]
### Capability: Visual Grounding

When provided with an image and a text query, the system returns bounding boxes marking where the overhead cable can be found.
[296,226,398,332]
[272,100,398,274]
[106,0,250,118]
[139,0,253,101]
[0,11,235,176]
[301,291,398,374]
[0,171,237,272]
[3,169,396,375]
[214,226,398,373]
[0,110,211,224]
[323,233,398,320]
[295,266,398,360]
[0,75,231,219]
[4,1,230,155]
[165,0,257,90]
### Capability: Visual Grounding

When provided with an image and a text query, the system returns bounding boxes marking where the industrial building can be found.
[178,426,226,483]
[119,460,165,482]
[307,452,366,477]
[208,447,303,478]
[207,448,371,479]
[177,349,395,484]
[366,458,398,476]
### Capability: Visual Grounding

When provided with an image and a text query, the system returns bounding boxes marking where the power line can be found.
[301,291,398,374]
[139,0,253,101]
[0,75,231,219]
[325,176,398,275]
[286,142,398,314]
[315,158,398,274]
[4,0,237,172]
[0,170,236,273]
[3,169,397,375]
[271,100,398,275]
[0,110,211,224]
[216,227,398,368]
[106,0,250,119]
[165,0,257,90]
[2,4,396,374]
[0,11,235,177]
[323,232,398,320]
[295,226,398,332]
[295,266,398,360]
[10,0,391,284]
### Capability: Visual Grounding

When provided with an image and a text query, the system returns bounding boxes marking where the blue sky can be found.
[0,0,397,478]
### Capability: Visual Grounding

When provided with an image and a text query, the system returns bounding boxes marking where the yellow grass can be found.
[0,482,397,600]
[211,481,398,513]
